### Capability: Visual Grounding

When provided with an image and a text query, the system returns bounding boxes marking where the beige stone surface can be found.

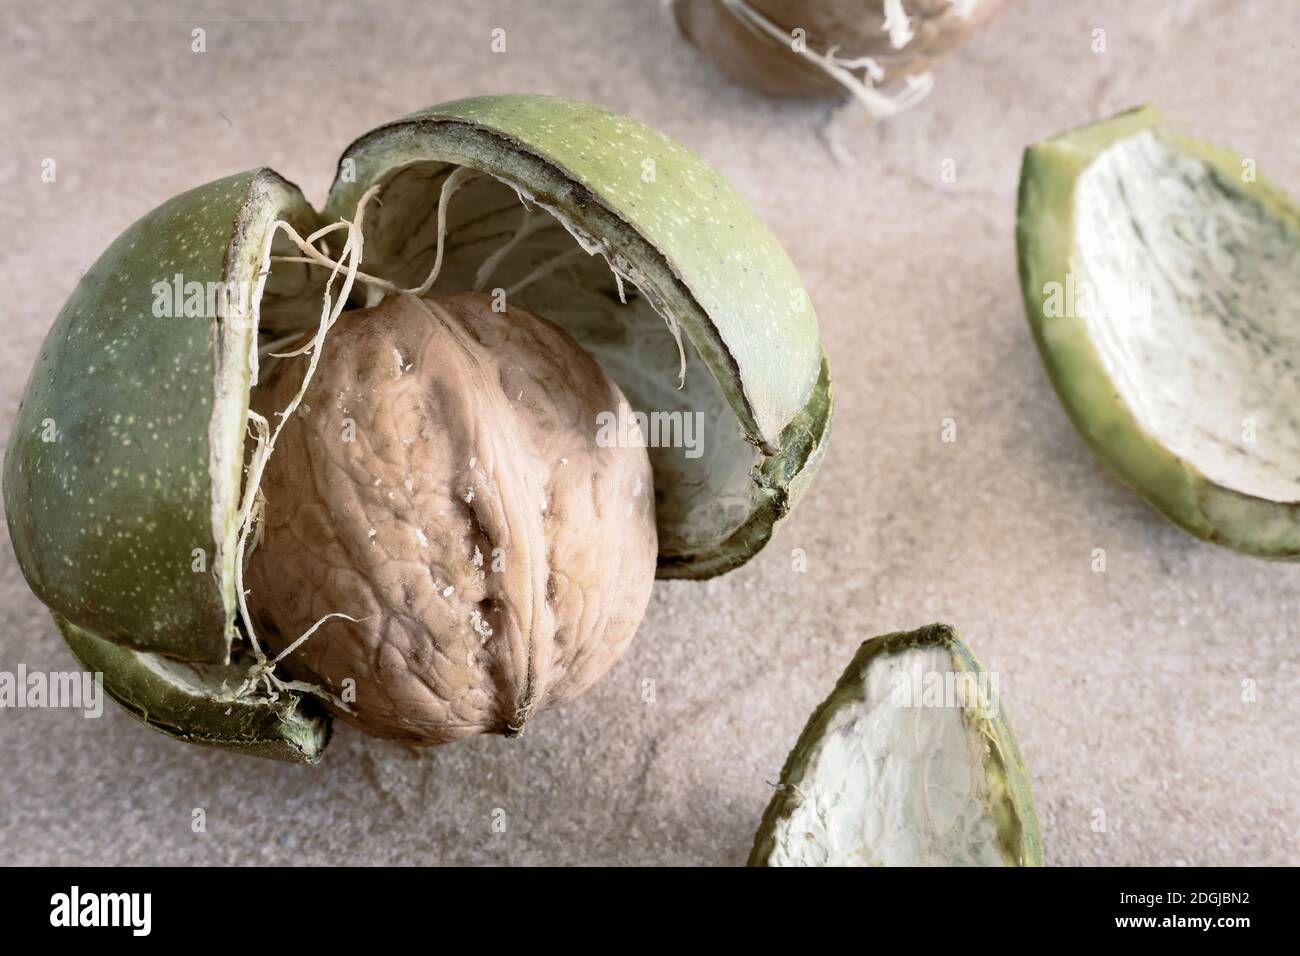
[1,0,1297,866]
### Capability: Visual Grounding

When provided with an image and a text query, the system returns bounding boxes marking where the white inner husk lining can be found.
[763,644,1004,866]
[1073,130,1300,504]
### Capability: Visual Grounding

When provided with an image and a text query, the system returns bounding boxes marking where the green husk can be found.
[4,95,831,759]
[322,95,832,577]
[1017,106,1300,557]
[56,613,329,763]
[750,623,1043,867]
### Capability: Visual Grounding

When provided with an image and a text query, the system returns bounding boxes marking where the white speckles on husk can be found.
[3,170,318,663]
[2,170,330,761]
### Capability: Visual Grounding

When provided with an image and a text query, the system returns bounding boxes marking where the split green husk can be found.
[3,95,831,761]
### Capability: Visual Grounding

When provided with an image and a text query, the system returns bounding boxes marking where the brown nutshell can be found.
[673,0,1007,98]
[245,292,658,744]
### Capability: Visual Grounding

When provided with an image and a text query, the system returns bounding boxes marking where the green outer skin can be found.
[1017,106,1300,558]
[54,613,330,763]
[3,170,332,760]
[4,169,317,660]
[749,623,1044,867]
[322,94,830,577]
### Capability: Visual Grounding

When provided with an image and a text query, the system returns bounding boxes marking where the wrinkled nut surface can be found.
[246,292,658,744]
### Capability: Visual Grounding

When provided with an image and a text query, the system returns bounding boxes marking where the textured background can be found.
[1,0,1297,866]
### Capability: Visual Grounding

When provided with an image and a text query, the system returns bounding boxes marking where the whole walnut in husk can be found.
[671,0,1007,99]
[245,292,657,744]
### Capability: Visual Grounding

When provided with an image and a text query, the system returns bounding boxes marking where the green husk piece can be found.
[55,613,329,763]
[322,94,832,577]
[750,623,1043,866]
[4,170,332,759]
[1017,106,1300,557]
[4,169,320,661]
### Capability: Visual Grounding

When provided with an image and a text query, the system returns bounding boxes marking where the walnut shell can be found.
[672,0,1007,99]
[245,292,657,744]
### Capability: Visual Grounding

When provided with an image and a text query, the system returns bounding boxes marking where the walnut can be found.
[245,292,657,744]
[671,0,1007,104]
